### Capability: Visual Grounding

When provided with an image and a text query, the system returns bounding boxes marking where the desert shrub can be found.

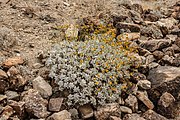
[47,20,140,106]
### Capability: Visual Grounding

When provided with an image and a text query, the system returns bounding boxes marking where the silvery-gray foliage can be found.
[46,40,133,106]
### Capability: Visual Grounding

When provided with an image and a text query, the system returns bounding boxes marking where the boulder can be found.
[78,104,93,119]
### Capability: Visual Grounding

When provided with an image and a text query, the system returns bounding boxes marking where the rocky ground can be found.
[0,0,180,120]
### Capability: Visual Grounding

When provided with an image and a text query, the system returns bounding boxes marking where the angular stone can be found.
[0,69,8,79]
[123,113,145,120]
[0,80,9,93]
[125,94,138,112]
[153,51,164,60]
[69,108,78,119]
[136,91,154,109]
[116,22,140,32]
[0,94,7,102]
[47,110,71,120]
[32,76,52,98]
[140,25,163,39]
[161,55,175,65]
[140,39,172,52]
[137,80,151,90]
[175,38,180,48]
[0,105,14,120]
[158,92,175,108]
[94,103,121,120]
[156,17,178,30]
[9,100,25,118]
[157,92,179,118]
[22,89,49,118]
[148,66,180,89]
[78,104,93,119]
[148,62,159,70]
[7,66,27,89]
[131,4,143,14]
[5,91,19,100]
[145,55,155,65]
[120,106,132,114]
[3,56,24,68]
[142,110,168,120]
[48,97,63,112]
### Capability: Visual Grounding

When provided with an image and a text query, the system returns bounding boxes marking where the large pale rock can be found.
[32,76,52,98]
[120,106,132,114]
[47,110,71,120]
[22,89,49,118]
[137,80,151,90]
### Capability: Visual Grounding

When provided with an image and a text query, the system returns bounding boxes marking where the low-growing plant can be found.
[46,20,140,106]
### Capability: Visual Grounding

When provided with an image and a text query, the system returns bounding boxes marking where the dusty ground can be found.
[0,0,179,68]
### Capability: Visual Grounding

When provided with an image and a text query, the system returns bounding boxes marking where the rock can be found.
[47,110,71,120]
[65,24,79,40]
[120,106,132,114]
[148,62,159,69]
[0,80,9,93]
[145,55,155,65]
[118,97,125,105]
[69,108,79,119]
[125,94,138,112]
[158,92,175,108]
[142,110,168,120]
[116,22,140,33]
[94,103,121,120]
[157,92,179,119]
[161,55,175,65]
[48,97,63,112]
[0,105,14,120]
[110,116,122,120]
[7,66,27,89]
[175,38,180,48]
[140,25,163,39]
[5,91,19,100]
[123,113,145,120]
[163,47,175,56]
[0,94,7,102]
[156,17,178,30]
[0,69,8,79]
[131,4,143,14]
[147,66,180,89]
[3,56,24,68]
[153,51,164,60]
[78,104,93,119]
[140,39,172,52]
[171,28,180,36]
[172,44,180,53]
[32,76,52,98]
[129,10,143,23]
[117,33,140,41]
[136,91,154,109]
[143,11,159,22]
[22,89,49,118]
[9,100,25,118]
[137,80,151,90]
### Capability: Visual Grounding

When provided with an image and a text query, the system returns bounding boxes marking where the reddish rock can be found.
[136,91,154,109]
[3,57,24,68]
[48,98,63,112]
